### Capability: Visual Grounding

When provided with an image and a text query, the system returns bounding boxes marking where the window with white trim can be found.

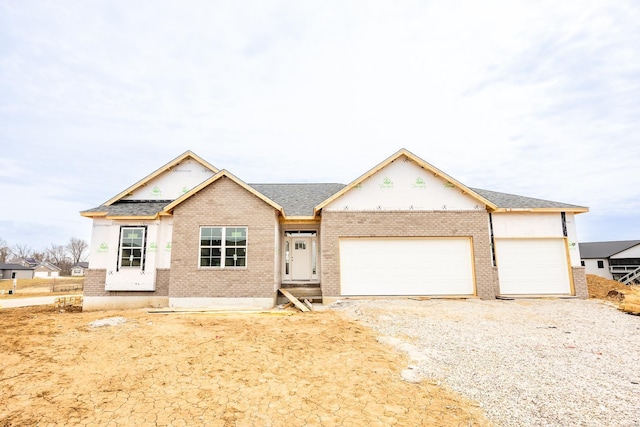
[118,226,146,270]
[200,227,247,268]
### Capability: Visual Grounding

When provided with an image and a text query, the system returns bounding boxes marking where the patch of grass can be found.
[0,277,84,292]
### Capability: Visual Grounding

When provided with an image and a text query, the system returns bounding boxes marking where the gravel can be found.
[332,298,640,427]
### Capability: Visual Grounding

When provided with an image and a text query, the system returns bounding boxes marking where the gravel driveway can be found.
[332,298,640,427]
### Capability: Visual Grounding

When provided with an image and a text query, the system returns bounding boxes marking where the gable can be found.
[104,151,218,205]
[611,244,640,259]
[164,170,284,216]
[122,157,216,201]
[323,154,486,212]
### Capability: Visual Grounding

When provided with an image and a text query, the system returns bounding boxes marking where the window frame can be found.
[117,226,147,271]
[597,260,605,269]
[199,226,248,269]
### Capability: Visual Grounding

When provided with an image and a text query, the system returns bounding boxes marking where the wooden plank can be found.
[620,302,640,314]
[279,289,310,312]
[303,299,314,311]
[623,294,640,304]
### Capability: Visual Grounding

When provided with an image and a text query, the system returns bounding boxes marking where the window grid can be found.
[119,226,146,270]
[200,227,247,268]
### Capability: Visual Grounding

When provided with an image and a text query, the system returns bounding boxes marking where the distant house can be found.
[0,264,34,280]
[33,261,61,278]
[579,240,640,284]
[71,262,89,277]
[10,257,39,268]
[9,257,63,278]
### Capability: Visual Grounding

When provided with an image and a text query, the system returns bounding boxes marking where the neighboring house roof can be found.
[0,263,34,270]
[104,151,219,206]
[471,188,589,211]
[250,183,346,217]
[36,261,61,271]
[578,240,640,259]
[9,257,39,267]
[72,262,89,269]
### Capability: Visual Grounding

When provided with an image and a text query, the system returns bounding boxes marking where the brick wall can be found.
[320,210,496,299]
[169,176,279,298]
[83,268,170,297]
[572,266,588,299]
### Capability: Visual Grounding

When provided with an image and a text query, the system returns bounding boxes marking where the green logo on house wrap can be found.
[97,242,108,253]
[149,242,158,252]
[379,177,394,189]
[165,242,172,252]
[412,177,426,188]
[152,186,162,196]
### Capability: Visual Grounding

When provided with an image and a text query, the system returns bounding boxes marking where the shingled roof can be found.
[578,240,640,259]
[250,183,346,216]
[81,201,172,217]
[470,188,587,210]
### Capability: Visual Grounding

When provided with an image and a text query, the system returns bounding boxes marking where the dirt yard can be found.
[0,306,489,426]
[1,274,635,426]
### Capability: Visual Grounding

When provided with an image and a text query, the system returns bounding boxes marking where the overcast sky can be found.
[1,0,639,252]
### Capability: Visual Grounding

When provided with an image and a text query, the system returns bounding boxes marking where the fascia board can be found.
[104,215,160,220]
[493,207,590,214]
[80,211,108,218]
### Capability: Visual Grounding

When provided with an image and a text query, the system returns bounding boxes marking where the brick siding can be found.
[320,210,496,299]
[572,267,588,299]
[169,176,278,299]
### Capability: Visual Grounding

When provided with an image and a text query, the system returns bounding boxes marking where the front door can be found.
[291,237,311,280]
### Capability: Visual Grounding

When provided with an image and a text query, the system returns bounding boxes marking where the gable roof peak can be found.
[314,148,499,213]
[163,169,284,215]
[104,150,219,206]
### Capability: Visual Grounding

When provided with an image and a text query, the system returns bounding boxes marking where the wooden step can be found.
[277,286,322,305]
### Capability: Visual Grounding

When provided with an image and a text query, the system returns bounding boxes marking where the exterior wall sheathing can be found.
[169,176,279,301]
[320,210,497,300]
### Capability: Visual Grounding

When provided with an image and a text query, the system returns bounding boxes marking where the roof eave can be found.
[105,214,160,220]
[80,211,108,218]
[493,207,589,214]
[280,216,320,223]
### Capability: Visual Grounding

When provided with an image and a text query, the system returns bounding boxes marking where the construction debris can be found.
[278,289,310,312]
[620,294,640,315]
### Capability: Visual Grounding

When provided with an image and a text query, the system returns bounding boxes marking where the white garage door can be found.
[339,237,474,296]
[496,238,571,295]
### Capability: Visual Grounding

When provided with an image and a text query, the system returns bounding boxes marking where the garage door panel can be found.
[496,238,571,295]
[339,238,474,296]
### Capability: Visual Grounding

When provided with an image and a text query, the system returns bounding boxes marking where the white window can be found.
[118,226,146,270]
[200,227,247,268]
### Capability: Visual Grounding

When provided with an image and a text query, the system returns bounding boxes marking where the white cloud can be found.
[0,0,639,248]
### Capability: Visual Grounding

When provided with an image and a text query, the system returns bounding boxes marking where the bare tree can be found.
[66,237,88,264]
[10,243,32,259]
[31,250,46,262]
[46,243,72,275]
[0,238,9,263]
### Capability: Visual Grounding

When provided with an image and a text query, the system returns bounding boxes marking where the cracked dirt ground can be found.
[0,306,489,426]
